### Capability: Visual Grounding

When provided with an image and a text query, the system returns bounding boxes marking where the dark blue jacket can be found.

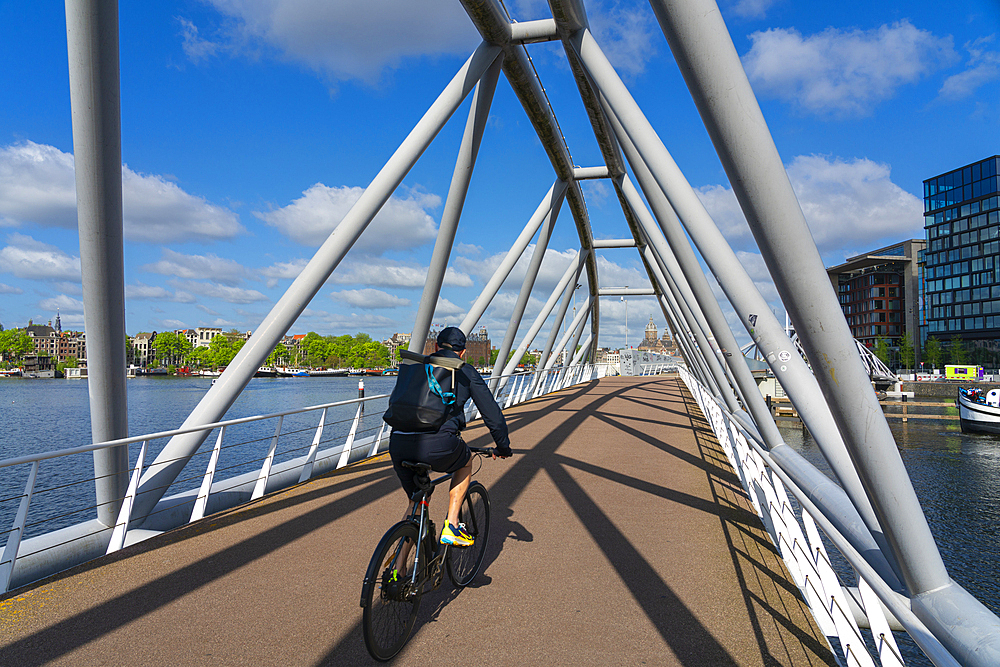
[431,349,511,451]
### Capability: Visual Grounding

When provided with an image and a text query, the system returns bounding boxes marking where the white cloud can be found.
[329,258,472,288]
[141,248,249,285]
[742,21,957,116]
[0,282,23,294]
[454,243,481,257]
[126,281,197,303]
[200,0,480,82]
[0,233,81,281]
[727,0,778,20]
[434,297,465,318]
[697,154,923,261]
[939,36,1000,100]
[178,17,220,62]
[0,142,243,242]
[455,246,579,294]
[330,288,410,309]
[260,257,308,288]
[169,280,269,304]
[256,183,440,251]
[196,304,221,316]
[122,167,243,242]
[588,1,659,77]
[39,294,84,313]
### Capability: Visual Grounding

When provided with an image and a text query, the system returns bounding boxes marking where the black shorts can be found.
[389,427,471,497]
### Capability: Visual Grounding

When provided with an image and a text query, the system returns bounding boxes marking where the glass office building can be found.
[922,156,1000,361]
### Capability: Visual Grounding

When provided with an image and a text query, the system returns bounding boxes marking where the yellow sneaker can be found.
[440,521,474,547]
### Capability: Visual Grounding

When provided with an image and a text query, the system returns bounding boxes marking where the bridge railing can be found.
[678,367,961,667]
[0,362,611,594]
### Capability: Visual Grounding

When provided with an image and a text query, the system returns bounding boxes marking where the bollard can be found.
[359,377,365,414]
[902,393,907,423]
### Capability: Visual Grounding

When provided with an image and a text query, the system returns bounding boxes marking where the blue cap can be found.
[437,326,466,350]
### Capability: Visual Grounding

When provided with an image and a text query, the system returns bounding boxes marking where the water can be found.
[778,414,1000,665]
[1,375,398,540]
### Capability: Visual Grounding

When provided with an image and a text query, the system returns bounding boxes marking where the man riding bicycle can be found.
[386,327,512,547]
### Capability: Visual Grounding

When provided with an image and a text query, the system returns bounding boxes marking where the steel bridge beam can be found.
[460,0,600,358]
[410,56,503,353]
[65,0,129,527]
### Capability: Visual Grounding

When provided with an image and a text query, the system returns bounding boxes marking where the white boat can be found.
[957,387,1000,434]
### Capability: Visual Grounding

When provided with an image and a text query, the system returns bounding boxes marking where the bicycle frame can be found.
[405,472,454,594]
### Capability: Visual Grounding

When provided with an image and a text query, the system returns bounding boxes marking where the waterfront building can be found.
[636,317,676,355]
[421,326,491,367]
[922,155,1000,363]
[827,240,925,362]
[132,332,155,368]
[383,332,411,365]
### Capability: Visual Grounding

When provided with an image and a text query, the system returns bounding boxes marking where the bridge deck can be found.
[1,376,836,666]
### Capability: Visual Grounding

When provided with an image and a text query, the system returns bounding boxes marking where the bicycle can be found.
[360,446,494,661]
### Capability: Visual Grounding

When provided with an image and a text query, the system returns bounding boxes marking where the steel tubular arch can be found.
[644,0,955,607]
[490,185,564,392]
[65,0,131,527]
[409,56,503,351]
[131,42,504,526]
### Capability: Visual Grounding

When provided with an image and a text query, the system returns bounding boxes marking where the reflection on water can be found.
[779,410,1000,665]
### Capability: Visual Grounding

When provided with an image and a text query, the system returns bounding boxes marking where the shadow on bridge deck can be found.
[0,375,836,666]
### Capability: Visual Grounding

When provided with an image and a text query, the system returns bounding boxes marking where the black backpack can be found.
[383,349,465,431]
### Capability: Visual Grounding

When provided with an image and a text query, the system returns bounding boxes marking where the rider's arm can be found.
[467,368,512,455]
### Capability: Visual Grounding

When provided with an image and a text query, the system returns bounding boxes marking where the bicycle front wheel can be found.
[362,521,422,661]
[446,481,491,588]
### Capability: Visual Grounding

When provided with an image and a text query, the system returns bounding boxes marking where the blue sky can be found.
[1,0,998,349]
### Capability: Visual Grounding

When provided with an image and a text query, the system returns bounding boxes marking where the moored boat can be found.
[957,387,1000,434]
[308,368,348,377]
[254,366,278,378]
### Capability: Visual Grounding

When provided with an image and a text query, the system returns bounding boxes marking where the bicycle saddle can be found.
[401,460,432,473]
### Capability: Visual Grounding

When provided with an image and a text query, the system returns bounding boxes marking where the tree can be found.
[925,336,942,370]
[873,336,889,365]
[950,335,967,364]
[0,329,34,364]
[153,331,192,367]
[899,331,915,369]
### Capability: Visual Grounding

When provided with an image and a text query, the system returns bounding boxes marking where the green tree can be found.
[899,331,915,369]
[950,335,967,364]
[925,336,942,370]
[266,343,288,366]
[873,336,889,364]
[153,331,192,367]
[0,330,35,364]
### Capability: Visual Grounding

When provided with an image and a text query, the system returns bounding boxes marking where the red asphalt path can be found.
[0,375,836,666]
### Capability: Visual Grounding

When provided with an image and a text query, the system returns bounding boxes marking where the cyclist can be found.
[387,327,512,547]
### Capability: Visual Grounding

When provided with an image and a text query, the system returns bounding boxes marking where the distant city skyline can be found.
[1,1,997,349]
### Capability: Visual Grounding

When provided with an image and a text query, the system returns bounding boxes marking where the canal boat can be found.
[253,366,278,378]
[957,387,1000,434]
[308,368,348,377]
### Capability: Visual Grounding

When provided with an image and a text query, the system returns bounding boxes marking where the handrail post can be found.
[252,416,283,500]
[1,461,39,593]
[191,427,225,522]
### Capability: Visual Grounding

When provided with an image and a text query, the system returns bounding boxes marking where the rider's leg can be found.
[446,461,472,527]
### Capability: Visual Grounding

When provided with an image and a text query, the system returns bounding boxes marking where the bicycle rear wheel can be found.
[362,521,422,661]
[446,481,490,588]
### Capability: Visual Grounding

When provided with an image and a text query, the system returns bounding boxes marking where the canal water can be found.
[779,414,1000,666]
[1,375,399,542]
